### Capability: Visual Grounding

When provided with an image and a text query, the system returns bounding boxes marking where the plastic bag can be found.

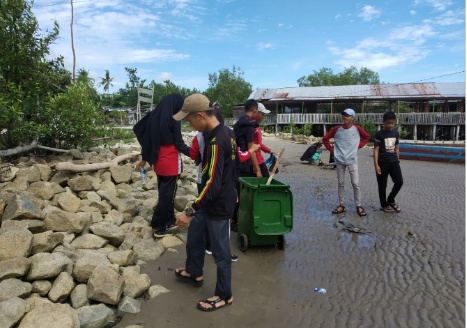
[265,154,278,173]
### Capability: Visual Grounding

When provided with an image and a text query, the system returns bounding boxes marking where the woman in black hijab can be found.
[134,93,190,237]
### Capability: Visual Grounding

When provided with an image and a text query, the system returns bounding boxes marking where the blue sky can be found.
[32,0,465,93]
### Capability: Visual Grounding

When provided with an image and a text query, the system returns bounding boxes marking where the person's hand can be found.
[375,165,381,175]
[270,149,277,156]
[256,170,263,178]
[175,212,193,229]
[248,144,261,153]
[136,160,146,171]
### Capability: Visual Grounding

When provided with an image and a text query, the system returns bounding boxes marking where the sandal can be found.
[389,203,401,213]
[356,206,367,217]
[196,296,233,312]
[175,268,203,287]
[380,206,394,213]
[332,205,346,214]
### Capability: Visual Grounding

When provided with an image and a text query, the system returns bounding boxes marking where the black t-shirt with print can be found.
[374,129,399,163]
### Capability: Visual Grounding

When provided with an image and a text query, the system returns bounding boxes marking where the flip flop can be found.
[175,268,203,287]
[389,203,401,213]
[196,297,233,312]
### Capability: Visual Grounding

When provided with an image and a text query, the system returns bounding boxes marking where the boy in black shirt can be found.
[173,93,236,312]
[374,111,404,213]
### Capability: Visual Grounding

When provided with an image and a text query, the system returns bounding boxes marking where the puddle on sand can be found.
[335,225,377,250]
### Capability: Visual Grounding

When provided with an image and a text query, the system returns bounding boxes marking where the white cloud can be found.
[257,42,274,50]
[410,10,417,15]
[328,24,436,71]
[423,10,465,26]
[335,14,342,19]
[414,0,453,11]
[358,5,381,21]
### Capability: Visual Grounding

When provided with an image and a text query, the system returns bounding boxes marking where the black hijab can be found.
[133,93,185,165]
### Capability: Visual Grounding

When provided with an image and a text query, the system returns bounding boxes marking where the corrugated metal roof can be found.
[249,82,465,101]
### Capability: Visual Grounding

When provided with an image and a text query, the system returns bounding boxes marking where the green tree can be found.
[297,66,381,87]
[204,66,252,117]
[0,0,71,149]
[99,69,113,93]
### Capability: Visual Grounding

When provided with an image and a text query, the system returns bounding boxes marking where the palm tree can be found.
[77,68,94,85]
[99,70,114,93]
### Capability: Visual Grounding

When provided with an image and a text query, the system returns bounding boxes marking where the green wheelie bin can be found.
[237,177,293,251]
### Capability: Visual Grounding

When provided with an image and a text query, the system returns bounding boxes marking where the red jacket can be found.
[153,144,182,176]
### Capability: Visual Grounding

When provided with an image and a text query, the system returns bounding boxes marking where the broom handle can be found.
[266,148,285,185]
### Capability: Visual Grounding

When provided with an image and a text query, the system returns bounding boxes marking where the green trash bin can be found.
[237,177,293,251]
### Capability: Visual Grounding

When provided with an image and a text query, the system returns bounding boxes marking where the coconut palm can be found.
[99,70,114,93]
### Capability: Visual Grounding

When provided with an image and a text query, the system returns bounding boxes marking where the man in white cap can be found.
[173,93,236,312]
[322,108,370,217]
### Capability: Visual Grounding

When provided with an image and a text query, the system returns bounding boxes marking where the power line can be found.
[410,70,465,83]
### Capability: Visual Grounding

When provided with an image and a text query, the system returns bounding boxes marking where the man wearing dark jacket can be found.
[173,94,236,312]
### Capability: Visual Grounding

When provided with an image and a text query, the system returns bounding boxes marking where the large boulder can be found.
[31,231,64,254]
[76,303,116,328]
[43,207,89,233]
[72,253,111,283]
[0,229,33,261]
[55,192,82,213]
[48,272,76,303]
[17,302,79,328]
[0,296,28,328]
[89,222,125,247]
[26,252,72,281]
[122,266,151,298]
[87,265,124,305]
[0,278,32,302]
[0,257,31,280]
[2,195,43,222]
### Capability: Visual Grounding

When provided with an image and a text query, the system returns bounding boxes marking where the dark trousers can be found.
[376,161,404,208]
[249,162,270,178]
[151,174,178,231]
[186,209,232,300]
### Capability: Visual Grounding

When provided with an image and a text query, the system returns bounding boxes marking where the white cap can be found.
[257,103,271,114]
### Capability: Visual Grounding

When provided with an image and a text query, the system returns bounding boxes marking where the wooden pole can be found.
[266,148,285,185]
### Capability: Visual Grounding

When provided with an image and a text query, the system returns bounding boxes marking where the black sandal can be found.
[175,268,203,287]
[332,205,346,214]
[196,297,233,312]
[389,203,401,213]
[356,206,367,217]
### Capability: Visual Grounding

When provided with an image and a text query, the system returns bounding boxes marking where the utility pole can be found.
[71,0,76,82]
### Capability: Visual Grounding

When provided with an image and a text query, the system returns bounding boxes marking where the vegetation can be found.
[361,119,378,140]
[297,66,381,87]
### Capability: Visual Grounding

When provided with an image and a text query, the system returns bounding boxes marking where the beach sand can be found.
[116,137,465,328]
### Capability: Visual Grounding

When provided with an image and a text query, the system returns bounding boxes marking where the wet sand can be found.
[117,137,465,328]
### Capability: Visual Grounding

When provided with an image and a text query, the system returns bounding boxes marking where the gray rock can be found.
[99,191,128,213]
[55,192,82,213]
[26,252,72,281]
[32,280,52,296]
[0,278,32,302]
[173,195,190,212]
[0,166,19,182]
[97,180,118,197]
[70,234,109,249]
[118,296,141,314]
[70,284,89,308]
[87,200,111,214]
[0,220,29,233]
[148,284,170,299]
[0,257,31,280]
[89,222,125,247]
[27,181,55,200]
[16,166,41,183]
[87,265,124,305]
[31,231,64,254]
[161,235,184,248]
[103,209,125,226]
[22,219,47,233]
[122,266,151,298]
[53,243,82,262]
[0,296,28,328]
[33,164,52,182]
[43,206,89,233]
[72,252,111,283]
[2,194,43,221]
[48,272,75,302]
[76,303,116,328]
[0,229,33,261]
[107,250,136,266]
[68,176,97,192]
[17,302,79,328]
[69,149,84,160]
[132,238,165,262]
[109,165,133,184]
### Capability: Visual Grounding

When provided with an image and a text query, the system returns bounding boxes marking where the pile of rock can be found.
[0,142,199,328]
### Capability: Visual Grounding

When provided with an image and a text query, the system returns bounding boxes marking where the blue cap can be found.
[342,108,355,116]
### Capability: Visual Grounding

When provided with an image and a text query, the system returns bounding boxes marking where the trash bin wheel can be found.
[238,234,248,252]
[276,235,285,250]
